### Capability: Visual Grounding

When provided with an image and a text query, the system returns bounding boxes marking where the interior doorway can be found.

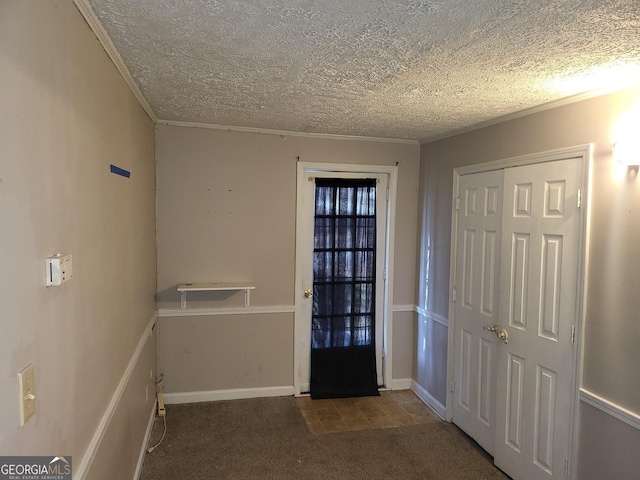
[448,146,590,480]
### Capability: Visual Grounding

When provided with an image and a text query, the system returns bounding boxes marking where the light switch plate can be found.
[18,364,36,426]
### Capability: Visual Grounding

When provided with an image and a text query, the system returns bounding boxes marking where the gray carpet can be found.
[140,396,509,480]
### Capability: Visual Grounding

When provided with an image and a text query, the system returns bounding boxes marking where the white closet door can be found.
[494,158,582,480]
[452,169,503,455]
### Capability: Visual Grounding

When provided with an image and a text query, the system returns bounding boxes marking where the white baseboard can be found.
[164,386,295,405]
[580,388,640,431]
[134,400,158,480]
[411,380,446,419]
[389,378,412,390]
[75,313,157,480]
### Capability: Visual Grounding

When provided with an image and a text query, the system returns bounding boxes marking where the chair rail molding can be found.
[580,388,640,431]
[75,313,157,480]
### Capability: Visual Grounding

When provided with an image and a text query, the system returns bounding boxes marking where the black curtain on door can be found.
[310,178,379,399]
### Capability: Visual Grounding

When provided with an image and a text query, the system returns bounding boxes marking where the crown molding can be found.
[156,119,420,145]
[422,86,639,144]
[73,0,157,123]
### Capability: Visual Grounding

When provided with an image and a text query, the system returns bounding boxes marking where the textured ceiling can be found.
[88,0,640,142]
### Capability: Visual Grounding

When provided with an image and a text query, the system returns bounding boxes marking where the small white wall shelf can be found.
[177,282,255,309]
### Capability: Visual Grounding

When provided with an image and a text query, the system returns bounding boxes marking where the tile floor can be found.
[296,389,441,435]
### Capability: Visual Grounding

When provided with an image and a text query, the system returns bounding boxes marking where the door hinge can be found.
[571,325,576,344]
[455,197,460,211]
[386,187,390,201]
[452,286,457,303]
[450,379,455,393]
[564,457,570,476]
[577,189,582,208]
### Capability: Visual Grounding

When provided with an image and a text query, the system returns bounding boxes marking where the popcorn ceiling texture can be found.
[89,0,640,142]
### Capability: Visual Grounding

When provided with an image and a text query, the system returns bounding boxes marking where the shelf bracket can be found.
[180,291,187,309]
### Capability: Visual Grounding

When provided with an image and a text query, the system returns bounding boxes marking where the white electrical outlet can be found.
[18,364,36,426]
[45,254,73,286]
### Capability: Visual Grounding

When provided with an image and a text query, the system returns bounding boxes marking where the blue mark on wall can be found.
[110,165,131,178]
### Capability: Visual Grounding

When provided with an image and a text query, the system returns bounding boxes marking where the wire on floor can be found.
[147,392,167,454]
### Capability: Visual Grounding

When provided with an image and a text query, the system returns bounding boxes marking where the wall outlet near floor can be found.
[18,364,36,426]
[157,392,166,417]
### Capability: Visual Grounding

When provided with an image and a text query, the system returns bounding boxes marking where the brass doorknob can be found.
[497,329,509,344]
[304,289,313,298]
[484,324,508,344]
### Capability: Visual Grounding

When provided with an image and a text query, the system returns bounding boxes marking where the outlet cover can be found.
[18,364,36,426]
[45,254,73,286]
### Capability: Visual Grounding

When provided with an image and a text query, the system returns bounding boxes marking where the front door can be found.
[309,178,380,398]
[295,167,389,394]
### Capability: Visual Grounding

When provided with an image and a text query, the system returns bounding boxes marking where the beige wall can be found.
[7,2,638,478]
[577,402,640,479]
[0,3,157,479]
[155,124,420,394]
[418,86,640,476]
[159,314,293,392]
[391,311,415,382]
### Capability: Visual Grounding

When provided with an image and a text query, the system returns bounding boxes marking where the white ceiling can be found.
[87,0,640,142]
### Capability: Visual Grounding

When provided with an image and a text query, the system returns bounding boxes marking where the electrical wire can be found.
[147,413,167,454]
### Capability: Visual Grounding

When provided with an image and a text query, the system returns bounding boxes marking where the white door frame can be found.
[446,144,592,479]
[294,161,398,395]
